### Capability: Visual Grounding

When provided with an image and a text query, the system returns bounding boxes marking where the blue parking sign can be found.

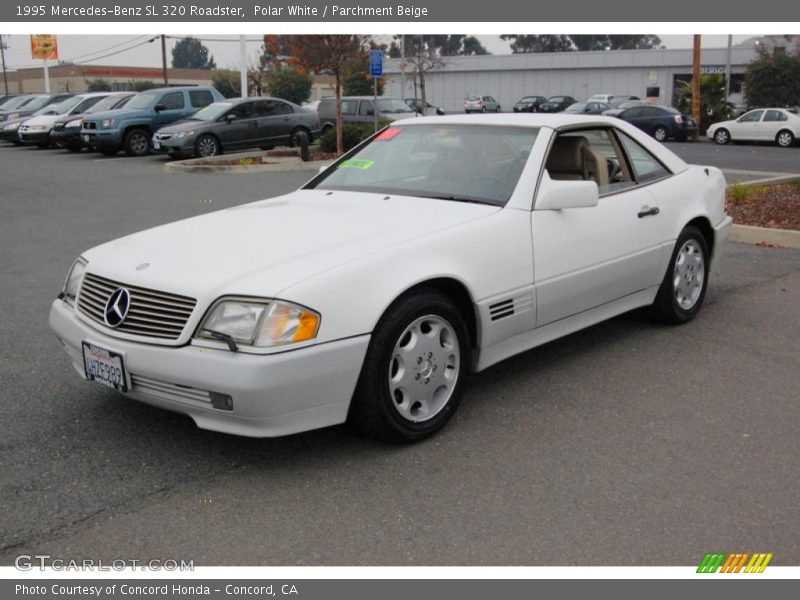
[370,50,383,77]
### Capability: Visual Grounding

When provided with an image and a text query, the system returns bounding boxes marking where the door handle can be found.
[638,206,660,218]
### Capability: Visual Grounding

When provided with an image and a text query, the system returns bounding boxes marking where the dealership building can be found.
[383,44,761,113]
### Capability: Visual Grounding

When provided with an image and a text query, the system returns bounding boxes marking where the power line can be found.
[4,35,157,70]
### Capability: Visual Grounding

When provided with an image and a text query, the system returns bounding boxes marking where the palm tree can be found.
[675,74,734,134]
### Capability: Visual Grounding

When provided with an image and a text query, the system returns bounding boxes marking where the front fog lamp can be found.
[198,299,320,348]
[61,257,87,304]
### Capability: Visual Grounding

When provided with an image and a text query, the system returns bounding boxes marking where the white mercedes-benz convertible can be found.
[50,114,732,442]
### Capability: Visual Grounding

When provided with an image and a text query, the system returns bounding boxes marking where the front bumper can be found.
[51,128,82,146]
[19,130,50,144]
[80,129,122,149]
[49,299,370,437]
[0,128,21,142]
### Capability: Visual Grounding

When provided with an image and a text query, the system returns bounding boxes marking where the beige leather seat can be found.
[546,135,609,188]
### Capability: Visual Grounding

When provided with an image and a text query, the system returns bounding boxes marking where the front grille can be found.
[154,133,172,141]
[131,374,212,406]
[83,121,97,130]
[77,273,197,340]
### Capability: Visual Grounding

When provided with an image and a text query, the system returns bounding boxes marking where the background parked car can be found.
[605,95,642,107]
[318,96,415,130]
[0,93,73,124]
[726,92,749,118]
[538,96,577,113]
[404,98,445,115]
[513,96,547,112]
[602,100,647,117]
[0,95,76,145]
[18,93,108,148]
[50,92,135,152]
[616,104,698,142]
[464,95,500,113]
[153,97,322,158]
[81,86,223,156]
[0,94,21,109]
[707,108,800,147]
[563,102,611,115]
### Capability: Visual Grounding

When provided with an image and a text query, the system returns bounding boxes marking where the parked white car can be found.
[50,114,731,442]
[707,108,800,147]
[18,93,109,148]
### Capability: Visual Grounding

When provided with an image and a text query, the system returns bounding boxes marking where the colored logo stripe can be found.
[697,552,773,573]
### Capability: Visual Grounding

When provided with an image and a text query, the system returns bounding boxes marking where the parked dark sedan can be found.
[51,92,135,152]
[563,101,610,115]
[404,98,445,115]
[616,104,698,142]
[152,97,322,158]
[513,95,547,112]
[537,95,577,113]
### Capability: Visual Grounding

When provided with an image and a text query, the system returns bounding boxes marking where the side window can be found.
[189,90,214,108]
[340,100,358,115]
[764,110,787,122]
[231,102,255,119]
[623,107,643,118]
[640,106,660,118]
[739,110,764,123]
[272,101,293,115]
[545,129,635,195]
[160,92,185,110]
[358,101,374,116]
[616,131,670,183]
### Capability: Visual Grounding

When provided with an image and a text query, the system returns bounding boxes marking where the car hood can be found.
[83,107,149,123]
[22,114,61,127]
[156,119,208,134]
[83,189,500,300]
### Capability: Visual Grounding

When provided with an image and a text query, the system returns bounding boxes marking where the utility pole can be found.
[692,34,701,126]
[239,35,247,98]
[724,34,733,100]
[0,35,8,96]
[161,34,168,85]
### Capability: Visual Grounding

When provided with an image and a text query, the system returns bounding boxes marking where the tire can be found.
[653,126,668,142]
[123,129,150,156]
[348,290,471,443]
[776,129,795,148]
[290,127,310,148]
[496,106,501,113]
[481,106,486,113]
[713,128,730,145]
[648,226,710,324]
[194,134,220,157]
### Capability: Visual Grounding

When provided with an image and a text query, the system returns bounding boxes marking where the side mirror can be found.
[225,113,238,123]
[536,178,599,210]
[154,104,166,112]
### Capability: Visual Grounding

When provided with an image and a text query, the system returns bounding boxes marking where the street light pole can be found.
[0,35,9,96]
[692,34,701,126]
[161,34,168,85]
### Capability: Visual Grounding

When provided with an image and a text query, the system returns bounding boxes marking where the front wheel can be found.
[348,291,470,443]
[776,129,796,148]
[648,226,709,324]
[713,128,730,145]
[124,129,150,156]
[653,126,668,142]
[194,134,220,157]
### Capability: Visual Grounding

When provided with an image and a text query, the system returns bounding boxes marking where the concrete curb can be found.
[163,150,333,174]
[730,224,800,248]
[726,173,800,187]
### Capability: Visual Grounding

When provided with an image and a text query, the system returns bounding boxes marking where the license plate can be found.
[82,134,90,142]
[82,342,127,392]
[153,140,160,150]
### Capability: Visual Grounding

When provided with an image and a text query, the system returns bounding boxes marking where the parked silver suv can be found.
[317,96,415,131]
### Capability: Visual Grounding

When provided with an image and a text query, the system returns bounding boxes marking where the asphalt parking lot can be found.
[0,143,798,566]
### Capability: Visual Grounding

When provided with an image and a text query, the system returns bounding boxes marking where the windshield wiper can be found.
[421,194,497,206]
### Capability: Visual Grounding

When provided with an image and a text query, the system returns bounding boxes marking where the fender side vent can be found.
[489,298,515,321]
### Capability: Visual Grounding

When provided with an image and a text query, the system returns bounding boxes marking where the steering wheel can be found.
[607,159,623,183]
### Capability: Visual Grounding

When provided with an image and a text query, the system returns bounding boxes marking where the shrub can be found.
[319,119,392,154]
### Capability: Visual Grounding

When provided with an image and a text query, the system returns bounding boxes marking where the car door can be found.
[218,101,256,150]
[531,128,666,326]
[153,91,190,127]
[731,109,764,141]
[256,100,296,145]
[762,109,788,141]
[356,100,374,124]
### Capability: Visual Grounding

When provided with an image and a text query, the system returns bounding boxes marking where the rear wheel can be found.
[348,291,470,443]
[653,126,668,142]
[124,129,150,156]
[776,129,795,148]
[648,226,709,324]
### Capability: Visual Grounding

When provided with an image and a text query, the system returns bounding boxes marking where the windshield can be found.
[48,96,85,115]
[565,103,588,111]
[23,96,52,112]
[189,102,233,121]
[617,101,643,109]
[375,99,414,114]
[86,94,127,113]
[520,97,539,102]
[125,93,158,110]
[466,95,481,101]
[308,124,539,206]
[2,96,37,110]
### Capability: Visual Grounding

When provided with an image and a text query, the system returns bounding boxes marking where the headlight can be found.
[61,257,87,305]
[197,299,320,349]
[66,118,82,128]
[101,119,116,128]
[176,130,194,138]
[4,121,20,130]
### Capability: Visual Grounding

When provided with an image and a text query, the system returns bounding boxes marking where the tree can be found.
[266,65,312,105]
[744,46,800,108]
[211,70,241,98]
[675,74,733,133]
[342,46,385,96]
[171,37,216,70]
[500,35,573,53]
[500,34,662,53]
[292,35,366,155]
[461,36,489,56]
[130,80,157,92]
[86,78,111,92]
[401,38,447,112]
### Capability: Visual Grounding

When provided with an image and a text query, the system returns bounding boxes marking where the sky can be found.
[0,34,757,72]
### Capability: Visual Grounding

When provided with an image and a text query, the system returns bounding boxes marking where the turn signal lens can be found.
[255,302,320,347]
